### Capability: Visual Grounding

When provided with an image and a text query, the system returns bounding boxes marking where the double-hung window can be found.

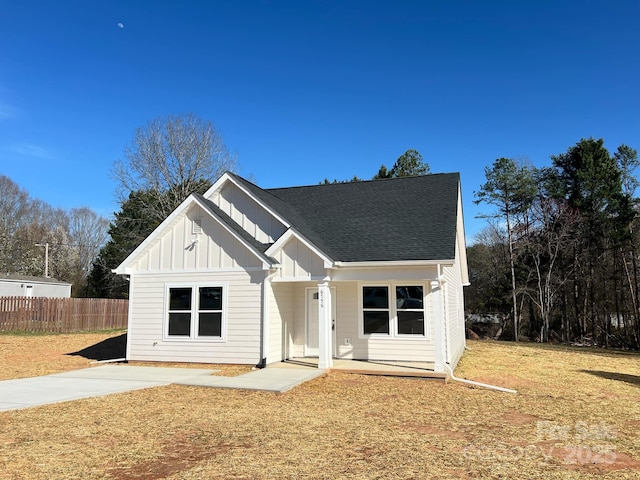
[166,285,225,340]
[396,286,424,335]
[361,284,426,336]
[363,287,390,334]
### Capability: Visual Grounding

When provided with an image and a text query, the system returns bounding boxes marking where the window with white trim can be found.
[362,284,426,336]
[363,286,390,334]
[166,285,225,339]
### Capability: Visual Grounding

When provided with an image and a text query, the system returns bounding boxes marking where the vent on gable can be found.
[192,218,203,235]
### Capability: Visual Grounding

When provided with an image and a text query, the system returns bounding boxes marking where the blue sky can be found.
[1,0,638,242]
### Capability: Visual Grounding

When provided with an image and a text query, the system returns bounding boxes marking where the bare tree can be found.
[112,113,236,221]
[524,197,579,342]
[67,207,110,289]
[0,176,29,273]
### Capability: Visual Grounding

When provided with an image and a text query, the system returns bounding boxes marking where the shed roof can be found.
[0,274,71,285]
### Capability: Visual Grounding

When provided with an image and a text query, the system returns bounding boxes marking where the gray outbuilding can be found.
[0,274,72,298]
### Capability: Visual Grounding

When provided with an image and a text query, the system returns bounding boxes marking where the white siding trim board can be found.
[127,267,264,276]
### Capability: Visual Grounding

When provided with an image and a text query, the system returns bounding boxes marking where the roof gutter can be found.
[332,259,455,268]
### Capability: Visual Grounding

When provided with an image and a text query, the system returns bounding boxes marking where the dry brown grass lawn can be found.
[0,333,639,479]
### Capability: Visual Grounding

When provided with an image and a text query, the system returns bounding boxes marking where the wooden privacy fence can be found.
[0,297,129,333]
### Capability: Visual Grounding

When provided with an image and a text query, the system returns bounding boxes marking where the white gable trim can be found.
[195,196,275,270]
[266,227,334,268]
[203,172,292,229]
[113,194,195,275]
[113,194,274,275]
[456,183,470,286]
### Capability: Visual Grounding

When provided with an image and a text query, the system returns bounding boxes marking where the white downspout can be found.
[260,269,279,368]
[124,275,132,362]
[444,364,517,394]
[431,274,445,373]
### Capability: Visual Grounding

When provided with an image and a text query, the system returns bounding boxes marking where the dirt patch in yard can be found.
[107,434,235,480]
[0,336,639,479]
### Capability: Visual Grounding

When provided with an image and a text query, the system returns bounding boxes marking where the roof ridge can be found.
[266,172,460,192]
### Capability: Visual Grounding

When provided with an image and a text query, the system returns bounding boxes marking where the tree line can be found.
[8,111,637,351]
[0,175,109,295]
[469,138,640,349]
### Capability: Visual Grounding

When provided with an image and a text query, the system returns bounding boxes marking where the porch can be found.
[269,357,449,381]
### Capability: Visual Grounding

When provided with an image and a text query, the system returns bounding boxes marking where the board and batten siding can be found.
[272,237,327,280]
[127,270,263,364]
[210,182,287,244]
[132,205,263,272]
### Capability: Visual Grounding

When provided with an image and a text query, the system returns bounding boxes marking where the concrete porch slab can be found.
[280,358,449,381]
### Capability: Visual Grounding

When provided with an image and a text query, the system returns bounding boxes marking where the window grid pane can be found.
[364,311,390,334]
[199,287,222,310]
[396,286,423,309]
[198,312,222,337]
[397,311,425,335]
[363,287,389,309]
[169,288,192,310]
[168,312,191,336]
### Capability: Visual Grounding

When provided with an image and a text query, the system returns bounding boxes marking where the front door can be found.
[306,288,336,357]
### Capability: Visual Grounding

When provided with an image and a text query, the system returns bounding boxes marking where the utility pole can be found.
[35,242,49,277]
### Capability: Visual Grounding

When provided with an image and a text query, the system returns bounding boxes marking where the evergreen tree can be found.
[474,158,537,340]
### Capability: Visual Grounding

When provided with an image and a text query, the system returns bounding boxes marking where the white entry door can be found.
[306,288,336,357]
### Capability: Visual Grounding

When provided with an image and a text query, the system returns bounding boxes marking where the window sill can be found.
[163,336,227,343]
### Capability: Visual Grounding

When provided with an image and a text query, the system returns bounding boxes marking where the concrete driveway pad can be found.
[0,364,325,411]
[51,365,218,382]
[0,365,216,412]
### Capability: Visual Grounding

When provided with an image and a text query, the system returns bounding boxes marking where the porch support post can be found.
[317,281,333,369]
[431,280,445,373]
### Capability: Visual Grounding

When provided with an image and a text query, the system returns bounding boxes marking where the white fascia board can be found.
[265,227,334,268]
[202,171,234,200]
[203,172,291,229]
[331,259,454,268]
[113,193,275,275]
[113,193,199,275]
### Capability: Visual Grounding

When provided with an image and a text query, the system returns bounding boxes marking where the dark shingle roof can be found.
[230,173,461,263]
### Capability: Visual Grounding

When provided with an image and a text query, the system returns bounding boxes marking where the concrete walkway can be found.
[0,364,326,412]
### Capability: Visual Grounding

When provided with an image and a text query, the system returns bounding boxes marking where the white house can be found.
[0,274,72,298]
[114,172,469,372]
